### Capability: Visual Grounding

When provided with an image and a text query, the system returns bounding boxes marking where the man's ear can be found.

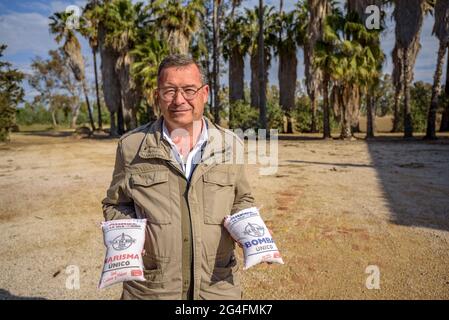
[202,85,209,104]
[154,89,159,105]
[154,90,161,108]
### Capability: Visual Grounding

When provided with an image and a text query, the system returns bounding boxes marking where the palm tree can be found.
[99,0,153,132]
[98,20,123,136]
[243,5,276,110]
[258,0,267,130]
[391,44,403,132]
[393,0,431,138]
[441,51,449,132]
[316,4,382,140]
[131,37,169,122]
[391,0,435,133]
[304,0,329,133]
[49,12,96,131]
[315,12,340,139]
[158,0,205,55]
[425,0,449,139]
[275,2,307,133]
[346,0,385,139]
[82,0,103,130]
[223,15,247,102]
[223,1,247,108]
[212,0,223,124]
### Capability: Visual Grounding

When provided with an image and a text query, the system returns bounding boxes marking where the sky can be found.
[0,0,446,104]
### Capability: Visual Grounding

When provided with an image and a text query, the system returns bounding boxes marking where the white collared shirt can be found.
[162,118,208,181]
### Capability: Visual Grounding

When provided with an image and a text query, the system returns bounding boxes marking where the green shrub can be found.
[0,94,15,141]
[267,101,284,132]
[228,100,259,130]
[292,96,339,133]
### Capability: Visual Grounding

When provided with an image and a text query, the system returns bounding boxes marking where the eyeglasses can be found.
[157,84,206,102]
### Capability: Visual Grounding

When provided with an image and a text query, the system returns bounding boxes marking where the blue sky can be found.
[0,0,446,103]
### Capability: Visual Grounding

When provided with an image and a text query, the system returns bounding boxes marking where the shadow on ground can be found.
[17,130,115,140]
[0,289,47,300]
[366,136,449,232]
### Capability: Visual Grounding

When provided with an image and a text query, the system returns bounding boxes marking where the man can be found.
[102,54,255,300]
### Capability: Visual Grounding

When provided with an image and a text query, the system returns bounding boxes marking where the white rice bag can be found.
[98,219,147,289]
[224,207,284,270]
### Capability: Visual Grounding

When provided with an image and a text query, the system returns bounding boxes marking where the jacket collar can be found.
[138,116,231,164]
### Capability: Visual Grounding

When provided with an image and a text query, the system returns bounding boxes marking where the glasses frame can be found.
[157,84,206,102]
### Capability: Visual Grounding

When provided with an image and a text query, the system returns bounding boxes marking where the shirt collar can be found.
[162,117,208,150]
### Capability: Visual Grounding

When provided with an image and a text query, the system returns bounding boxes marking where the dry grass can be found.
[0,129,448,300]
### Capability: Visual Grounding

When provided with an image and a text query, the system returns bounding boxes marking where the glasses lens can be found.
[160,86,202,101]
[162,88,176,100]
[183,88,198,99]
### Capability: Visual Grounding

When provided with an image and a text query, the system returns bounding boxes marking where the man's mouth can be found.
[170,109,191,113]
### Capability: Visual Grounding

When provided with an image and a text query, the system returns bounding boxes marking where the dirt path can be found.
[0,132,448,299]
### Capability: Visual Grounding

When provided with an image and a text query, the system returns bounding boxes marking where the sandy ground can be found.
[0,128,448,300]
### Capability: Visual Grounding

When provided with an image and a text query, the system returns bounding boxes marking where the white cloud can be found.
[49,0,87,14]
[0,12,55,56]
[18,1,52,12]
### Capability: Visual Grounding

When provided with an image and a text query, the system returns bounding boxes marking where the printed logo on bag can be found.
[110,233,136,251]
[244,222,265,237]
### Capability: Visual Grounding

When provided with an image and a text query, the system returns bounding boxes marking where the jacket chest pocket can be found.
[203,169,236,224]
[130,170,171,224]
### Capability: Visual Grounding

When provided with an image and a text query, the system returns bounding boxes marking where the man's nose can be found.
[173,89,187,105]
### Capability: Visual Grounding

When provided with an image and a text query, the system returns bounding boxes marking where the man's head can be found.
[156,55,209,131]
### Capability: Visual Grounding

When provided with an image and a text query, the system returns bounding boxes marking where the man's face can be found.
[156,64,209,129]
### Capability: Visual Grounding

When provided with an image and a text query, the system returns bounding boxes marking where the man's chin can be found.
[168,117,193,128]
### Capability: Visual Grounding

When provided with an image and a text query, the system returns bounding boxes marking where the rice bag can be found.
[224,207,284,270]
[98,219,147,289]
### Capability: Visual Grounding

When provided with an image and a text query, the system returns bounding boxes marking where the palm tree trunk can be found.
[229,47,244,126]
[117,105,124,135]
[403,47,413,138]
[258,0,267,130]
[425,42,446,139]
[213,0,221,124]
[310,93,318,133]
[340,86,352,140]
[110,112,117,137]
[250,52,259,108]
[250,51,269,110]
[392,86,401,132]
[98,23,121,136]
[440,43,449,132]
[92,48,102,130]
[366,91,376,138]
[279,47,297,133]
[229,47,245,104]
[305,0,327,133]
[323,73,331,139]
[71,105,80,129]
[82,80,96,132]
[51,109,58,127]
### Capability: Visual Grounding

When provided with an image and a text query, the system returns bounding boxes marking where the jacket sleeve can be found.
[102,140,136,221]
[231,164,255,214]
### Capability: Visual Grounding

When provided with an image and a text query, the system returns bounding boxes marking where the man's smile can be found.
[170,108,192,114]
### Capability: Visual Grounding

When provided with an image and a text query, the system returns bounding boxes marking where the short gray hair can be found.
[157,54,207,85]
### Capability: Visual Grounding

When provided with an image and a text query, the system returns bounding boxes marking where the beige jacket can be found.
[102,117,254,300]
